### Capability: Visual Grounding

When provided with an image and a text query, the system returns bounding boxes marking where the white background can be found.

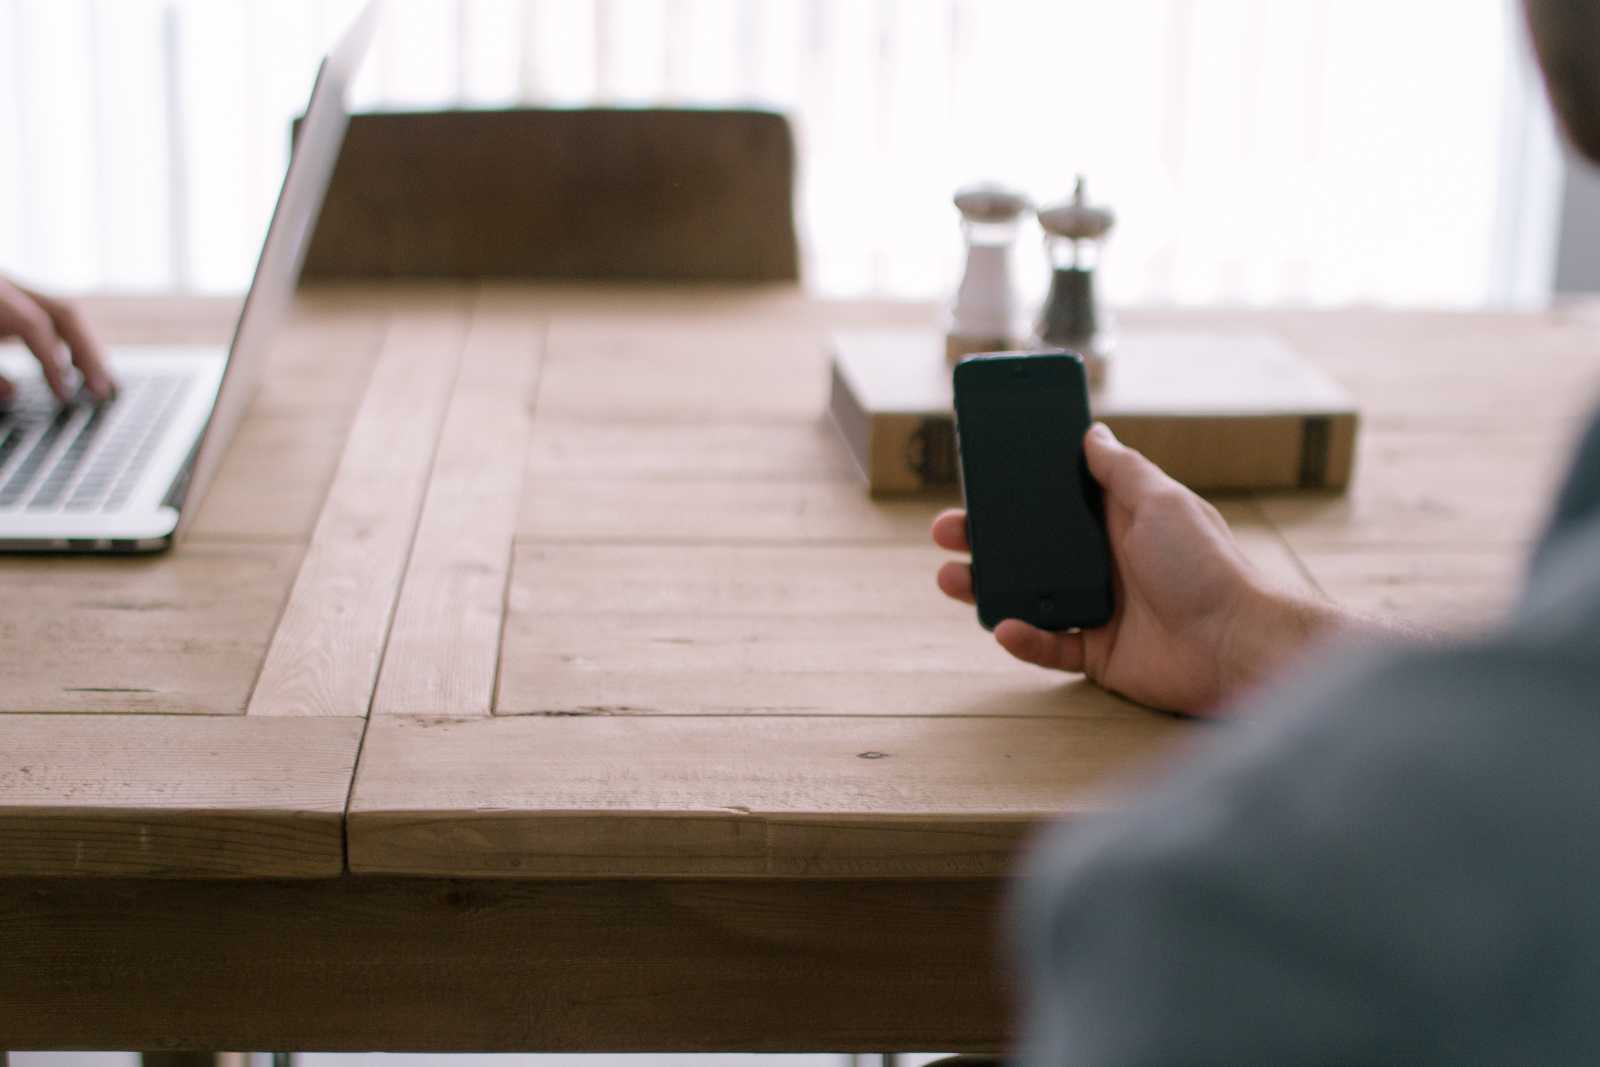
[0,0,1567,306]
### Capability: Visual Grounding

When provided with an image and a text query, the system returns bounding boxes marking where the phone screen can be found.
[955,354,1112,630]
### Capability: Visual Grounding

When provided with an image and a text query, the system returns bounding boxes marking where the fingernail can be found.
[1089,422,1114,442]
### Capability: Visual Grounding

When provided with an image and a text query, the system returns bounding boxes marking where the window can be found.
[0,0,1563,306]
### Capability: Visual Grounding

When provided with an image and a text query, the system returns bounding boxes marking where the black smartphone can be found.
[952,351,1113,631]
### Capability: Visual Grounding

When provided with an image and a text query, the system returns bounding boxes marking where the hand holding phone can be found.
[953,351,1114,631]
[938,412,1346,715]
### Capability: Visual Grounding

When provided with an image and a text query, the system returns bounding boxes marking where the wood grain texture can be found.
[1287,546,1525,631]
[184,293,389,541]
[500,656,1145,719]
[497,501,1309,718]
[533,318,829,420]
[0,716,361,877]
[300,109,799,282]
[0,876,1010,1051]
[1267,310,1600,419]
[248,293,470,716]
[348,714,1187,877]
[525,417,860,482]
[0,545,301,714]
[246,288,394,417]
[514,466,1326,560]
[1259,415,1581,549]
[518,475,939,543]
[372,292,542,715]
[1219,499,1324,597]
[1259,418,1573,627]
[183,412,353,542]
[496,543,1123,716]
[9,290,1590,1051]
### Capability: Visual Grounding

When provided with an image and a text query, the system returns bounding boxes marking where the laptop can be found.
[0,0,380,553]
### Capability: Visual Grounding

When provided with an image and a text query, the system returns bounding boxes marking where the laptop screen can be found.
[173,0,380,532]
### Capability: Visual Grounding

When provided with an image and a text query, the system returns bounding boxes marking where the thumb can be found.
[1084,422,1171,506]
[1083,422,1118,473]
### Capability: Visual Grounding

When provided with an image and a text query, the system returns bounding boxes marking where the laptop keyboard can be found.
[0,372,192,513]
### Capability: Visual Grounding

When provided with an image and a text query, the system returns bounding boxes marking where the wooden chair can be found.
[295,108,799,282]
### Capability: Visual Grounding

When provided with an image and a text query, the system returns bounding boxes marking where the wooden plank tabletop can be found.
[3,286,1599,1053]
[0,291,376,878]
[1,287,1597,885]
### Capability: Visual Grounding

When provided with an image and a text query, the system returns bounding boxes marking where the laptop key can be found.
[0,370,195,513]
[0,409,72,506]
[0,428,20,473]
[28,405,109,510]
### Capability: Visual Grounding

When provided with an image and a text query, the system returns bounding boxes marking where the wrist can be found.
[1217,582,1348,704]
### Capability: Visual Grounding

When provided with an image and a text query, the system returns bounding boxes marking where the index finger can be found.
[0,279,70,402]
[18,285,114,400]
[931,508,969,552]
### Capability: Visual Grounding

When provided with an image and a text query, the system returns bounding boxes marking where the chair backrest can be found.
[295,108,799,282]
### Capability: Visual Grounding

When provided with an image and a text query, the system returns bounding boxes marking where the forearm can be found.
[1219,584,1433,703]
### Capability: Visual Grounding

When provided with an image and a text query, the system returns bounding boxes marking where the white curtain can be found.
[0,0,1565,306]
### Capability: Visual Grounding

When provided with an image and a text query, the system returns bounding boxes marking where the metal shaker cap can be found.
[953,182,1029,224]
[1037,176,1114,240]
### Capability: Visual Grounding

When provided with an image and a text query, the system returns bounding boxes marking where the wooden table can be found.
[2,285,1596,1053]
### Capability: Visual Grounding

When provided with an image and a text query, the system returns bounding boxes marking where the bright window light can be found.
[0,0,1564,307]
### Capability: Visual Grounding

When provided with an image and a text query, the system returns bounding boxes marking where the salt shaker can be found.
[946,183,1028,364]
[1035,176,1115,385]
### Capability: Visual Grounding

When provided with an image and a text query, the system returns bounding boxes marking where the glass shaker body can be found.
[951,219,1021,341]
[1034,235,1114,385]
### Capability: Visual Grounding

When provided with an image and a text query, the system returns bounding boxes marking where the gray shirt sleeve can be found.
[1018,418,1600,1066]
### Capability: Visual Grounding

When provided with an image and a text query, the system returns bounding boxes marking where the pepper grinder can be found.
[1035,176,1115,386]
[946,182,1029,364]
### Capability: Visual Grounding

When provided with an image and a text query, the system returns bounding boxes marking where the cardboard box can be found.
[829,330,1358,494]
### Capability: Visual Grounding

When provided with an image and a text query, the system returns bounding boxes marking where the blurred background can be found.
[1,0,1595,306]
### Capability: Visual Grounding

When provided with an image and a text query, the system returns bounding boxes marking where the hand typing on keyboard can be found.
[0,274,117,406]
